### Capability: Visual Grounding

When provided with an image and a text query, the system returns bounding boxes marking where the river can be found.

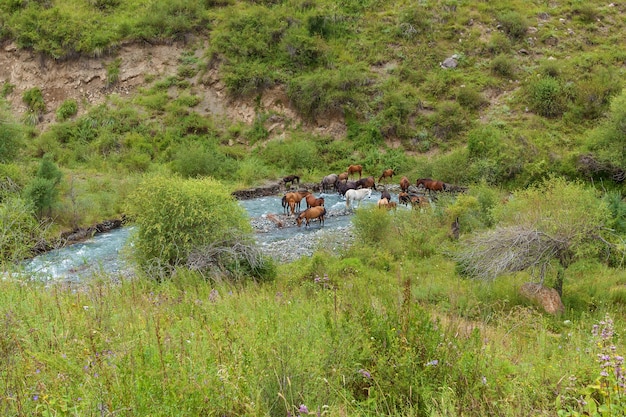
[18,188,405,282]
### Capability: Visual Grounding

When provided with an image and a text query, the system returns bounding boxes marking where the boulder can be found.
[520,282,565,315]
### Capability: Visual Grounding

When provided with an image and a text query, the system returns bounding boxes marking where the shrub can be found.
[485,32,511,55]
[497,11,528,40]
[456,86,487,111]
[170,142,237,180]
[125,175,261,279]
[526,76,565,118]
[0,197,41,264]
[106,58,121,87]
[256,138,318,171]
[0,113,24,163]
[22,154,62,218]
[22,87,46,115]
[55,99,78,122]
[491,54,515,78]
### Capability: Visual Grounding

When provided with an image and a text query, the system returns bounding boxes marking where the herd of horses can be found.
[280,167,455,228]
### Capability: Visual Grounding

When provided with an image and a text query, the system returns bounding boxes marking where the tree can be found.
[23,154,63,218]
[454,177,613,297]
[125,174,274,281]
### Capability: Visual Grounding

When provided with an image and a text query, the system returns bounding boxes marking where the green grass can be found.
[2,254,625,416]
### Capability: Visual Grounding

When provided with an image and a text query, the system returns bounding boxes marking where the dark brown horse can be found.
[400,176,410,192]
[282,175,300,188]
[410,195,429,209]
[356,176,376,190]
[380,188,391,202]
[296,206,327,227]
[378,169,395,183]
[305,194,325,208]
[347,164,363,179]
[416,178,446,194]
[336,180,358,196]
[399,192,411,205]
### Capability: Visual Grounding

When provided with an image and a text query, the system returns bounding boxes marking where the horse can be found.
[305,194,325,208]
[296,206,327,228]
[400,176,410,192]
[356,176,376,190]
[345,188,372,209]
[284,190,311,215]
[410,195,429,209]
[337,180,358,196]
[377,197,389,208]
[347,164,363,179]
[321,174,338,192]
[338,172,349,183]
[282,175,300,188]
[416,178,446,195]
[399,192,411,206]
[378,169,395,183]
[380,188,391,202]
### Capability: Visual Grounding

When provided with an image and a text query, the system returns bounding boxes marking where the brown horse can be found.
[338,172,349,183]
[283,191,311,215]
[377,197,389,208]
[410,195,429,209]
[356,176,376,190]
[400,176,410,192]
[378,169,395,183]
[296,206,327,227]
[305,194,325,208]
[399,192,411,205]
[416,178,446,194]
[347,164,363,179]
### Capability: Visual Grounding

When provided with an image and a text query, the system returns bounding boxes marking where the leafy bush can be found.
[0,196,41,263]
[583,89,626,169]
[491,54,515,78]
[125,175,257,278]
[456,86,487,111]
[0,113,24,163]
[485,32,511,55]
[22,87,46,115]
[256,138,318,172]
[526,76,565,118]
[497,11,528,40]
[22,154,62,218]
[170,142,237,180]
[55,99,78,122]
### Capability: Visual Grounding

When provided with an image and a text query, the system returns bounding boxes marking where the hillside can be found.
[0,0,626,230]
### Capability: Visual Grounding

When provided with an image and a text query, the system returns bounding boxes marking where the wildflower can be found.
[209,289,219,303]
[33,394,39,401]
[298,404,309,414]
[481,376,487,385]
[426,359,439,367]
[358,369,372,379]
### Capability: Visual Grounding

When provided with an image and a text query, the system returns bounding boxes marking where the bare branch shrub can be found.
[454,225,569,283]
[186,237,274,282]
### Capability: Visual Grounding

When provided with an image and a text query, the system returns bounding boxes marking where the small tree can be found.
[454,177,613,297]
[23,154,63,218]
[125,174,274,281]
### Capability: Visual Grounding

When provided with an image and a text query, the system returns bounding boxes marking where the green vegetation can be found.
[1,0,626,415]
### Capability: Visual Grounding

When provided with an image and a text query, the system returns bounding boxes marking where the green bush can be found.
[491,54,515,78]
[0,113,24,163]
[55,99,78,122]
[125,175,260,279]
[22,154,62,218]
[352,206,393,246]
[22,87,46,115]
[497,11,528,40]
[170,142,237,180]
[0,196,41,263]
[526,76,565,118]
[256,138,318,172]
[456,86,487,111]
[485,32,511,55]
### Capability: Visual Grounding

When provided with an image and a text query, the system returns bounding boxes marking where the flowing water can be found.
[18,188,404,282]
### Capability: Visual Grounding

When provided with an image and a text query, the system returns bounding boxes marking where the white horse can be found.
[345,188,372,209]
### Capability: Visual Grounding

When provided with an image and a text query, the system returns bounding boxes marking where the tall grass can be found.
[2,250,625,416]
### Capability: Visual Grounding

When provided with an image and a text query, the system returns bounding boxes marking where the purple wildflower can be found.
[358,369,372,379]
[298,404,309,414]
[426,359,439,367]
